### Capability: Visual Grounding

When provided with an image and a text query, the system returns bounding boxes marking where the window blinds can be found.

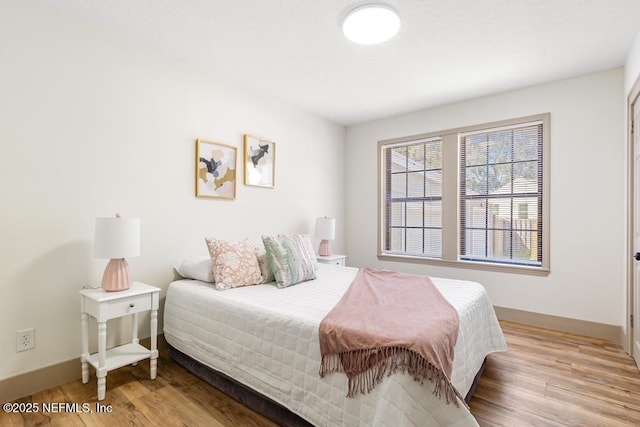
[459,121,543,266]
[384,136,443,258]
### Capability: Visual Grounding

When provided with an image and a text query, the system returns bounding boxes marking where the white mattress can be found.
[163,264,507,426]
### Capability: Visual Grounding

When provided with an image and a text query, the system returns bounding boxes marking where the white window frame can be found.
[378,113,550,275]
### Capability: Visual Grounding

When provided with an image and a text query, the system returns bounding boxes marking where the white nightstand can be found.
[79,282,160,401]
[316,254,346,266]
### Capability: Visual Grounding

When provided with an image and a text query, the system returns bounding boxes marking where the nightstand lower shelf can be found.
[87,343,151,372]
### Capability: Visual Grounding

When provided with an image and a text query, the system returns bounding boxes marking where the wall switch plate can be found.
[16,328,35,352]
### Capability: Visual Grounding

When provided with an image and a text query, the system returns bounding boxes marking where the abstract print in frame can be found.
[244,134,275,188]
[196,139,237,199]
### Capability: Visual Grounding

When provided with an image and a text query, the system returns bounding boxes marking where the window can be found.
[378,114,549,273]
[460,122,543,267]
[384,137,443,258]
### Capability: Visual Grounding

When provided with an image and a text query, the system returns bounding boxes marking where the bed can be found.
[163,263,507,426]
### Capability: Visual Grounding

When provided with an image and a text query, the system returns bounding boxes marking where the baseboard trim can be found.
[494,306,624,345]
[0,336,154,404]
[0,357,79,404]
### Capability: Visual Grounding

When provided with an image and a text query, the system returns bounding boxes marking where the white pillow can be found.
[174,256,214,282]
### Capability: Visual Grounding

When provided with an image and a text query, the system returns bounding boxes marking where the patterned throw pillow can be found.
[262,234,318,288]
[254,243,275,284]
[205,237,263,290]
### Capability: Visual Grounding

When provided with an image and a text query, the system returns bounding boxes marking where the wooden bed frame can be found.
[168,343,486,426]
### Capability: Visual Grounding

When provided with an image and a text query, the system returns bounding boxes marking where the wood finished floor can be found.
[3,321,640,426]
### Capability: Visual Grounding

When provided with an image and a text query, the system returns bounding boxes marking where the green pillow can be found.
[262,234,318,288]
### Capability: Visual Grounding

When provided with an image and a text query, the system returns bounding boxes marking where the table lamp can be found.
[315,217,336,256]
[94,214,140,292]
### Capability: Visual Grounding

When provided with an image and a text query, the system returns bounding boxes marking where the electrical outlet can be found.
[16,328,35,352]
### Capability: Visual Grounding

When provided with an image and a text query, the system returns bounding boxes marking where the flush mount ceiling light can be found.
[342,4,400,45]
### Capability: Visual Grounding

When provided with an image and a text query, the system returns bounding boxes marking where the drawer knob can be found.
[129,303,135,308]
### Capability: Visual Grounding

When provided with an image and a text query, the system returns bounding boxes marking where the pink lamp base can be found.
[102,258,133,292]
[318,240,332,256]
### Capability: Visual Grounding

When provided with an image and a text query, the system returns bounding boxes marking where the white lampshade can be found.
[94,215,140,292]
[315,217,336,240]
[94,216,140,259]
[315,217,335,257]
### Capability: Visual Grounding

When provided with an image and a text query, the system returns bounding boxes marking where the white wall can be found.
[0,1,345,381]
[346,68,626,327]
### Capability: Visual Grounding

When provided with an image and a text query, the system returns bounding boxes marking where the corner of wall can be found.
[625,27,640,95]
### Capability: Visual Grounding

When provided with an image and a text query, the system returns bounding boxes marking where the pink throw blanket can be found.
[319,268,462,405]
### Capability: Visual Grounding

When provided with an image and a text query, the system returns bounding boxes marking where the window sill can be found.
[377,253,550,276]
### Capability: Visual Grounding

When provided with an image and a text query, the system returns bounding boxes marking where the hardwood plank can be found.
[545,382,640,424]
[469,395,566,427]
[131,385,226,427]
[2,322,640,426]
[180,381,279,427]
[79,388,153,427]
[469,321,640,427]
[473,374,622,426]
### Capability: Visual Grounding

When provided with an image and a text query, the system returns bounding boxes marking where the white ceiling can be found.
[44,0,640,126]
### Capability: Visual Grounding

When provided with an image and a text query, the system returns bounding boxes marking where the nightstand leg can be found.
[131,312,139,366]
[97,321,107,401]
[81,312,89,384]
[150,309,158,380]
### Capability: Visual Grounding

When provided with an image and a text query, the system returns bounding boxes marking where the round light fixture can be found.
[342,4,400,45]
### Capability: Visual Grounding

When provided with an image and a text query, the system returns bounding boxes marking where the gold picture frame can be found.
[196,139,237,199]
[244,134,275,188]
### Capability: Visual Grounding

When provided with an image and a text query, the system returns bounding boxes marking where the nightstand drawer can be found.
[316,255,346,266]
[106,294,151,318]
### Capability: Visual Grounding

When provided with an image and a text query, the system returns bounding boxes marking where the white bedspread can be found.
[163,264,507,426]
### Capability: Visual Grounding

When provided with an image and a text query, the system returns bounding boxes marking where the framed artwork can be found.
[196,139,237,199]
[244,134,275,188]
